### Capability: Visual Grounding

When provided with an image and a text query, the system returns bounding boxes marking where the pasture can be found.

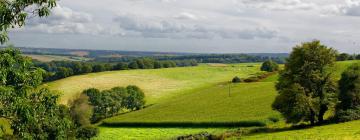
[44,60,360,139]
[47,63,261,104]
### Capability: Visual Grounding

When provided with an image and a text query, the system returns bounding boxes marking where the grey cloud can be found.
[113,13,277,40]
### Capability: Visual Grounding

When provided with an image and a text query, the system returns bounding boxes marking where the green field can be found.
[43,60,360,139]
[47,63,261,104]
[241,120,360,140]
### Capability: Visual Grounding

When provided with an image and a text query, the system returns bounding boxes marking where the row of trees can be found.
[272,40,360,125]
[82,86,145,123]
[35,58,198,81]
[336,53,360,61]
[94,54,287,64]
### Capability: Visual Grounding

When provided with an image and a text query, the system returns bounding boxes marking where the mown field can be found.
[24,54,90,62]
[43,60,360,139]
[47,63,261,104]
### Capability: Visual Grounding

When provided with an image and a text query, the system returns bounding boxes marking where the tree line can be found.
[336,53,360,61]
[94,54,287,64]
[34,58,198,82]
[82,86,145,123]
[272,40,360,125]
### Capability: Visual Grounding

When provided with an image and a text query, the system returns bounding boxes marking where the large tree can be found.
[0,48,77,139]
[0,0,57,44]
[272,40,337,125]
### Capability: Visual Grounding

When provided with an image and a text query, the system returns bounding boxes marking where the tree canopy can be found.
[337,63,360,111]
[0,47,77,139]
[260,60,279,72]
[272,40,337,125]
[0,0,57,44]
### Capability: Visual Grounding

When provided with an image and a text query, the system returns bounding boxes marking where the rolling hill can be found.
[43,60,360,139]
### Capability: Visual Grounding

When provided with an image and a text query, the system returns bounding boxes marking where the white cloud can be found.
[174,12,199,20]
[13,5,104,35]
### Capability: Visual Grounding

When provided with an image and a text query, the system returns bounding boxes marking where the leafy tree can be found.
[0,48,78,139]
[356,54,360,60]
[154,61,162,69]
[336,63,360,112]
[70,94,93,127]
[128,61,139,69]
[70,94,99,139]
[92,64,106,72]
[260,60,279,72]
[55,67,74,79]
[83,85,145,122]
[0,0,57,44]
[337,53,350,61]
[125,85,145,110]
[82,63,93,73]
[272,40,337,125]
[114,62,128,70]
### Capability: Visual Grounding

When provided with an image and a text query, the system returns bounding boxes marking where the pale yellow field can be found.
[46,63,261,104]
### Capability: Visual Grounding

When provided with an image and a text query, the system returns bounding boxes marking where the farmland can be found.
[44,60,360,139]
[46,63,261,104]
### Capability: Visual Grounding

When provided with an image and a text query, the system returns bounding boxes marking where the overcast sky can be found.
[7,0,360,53]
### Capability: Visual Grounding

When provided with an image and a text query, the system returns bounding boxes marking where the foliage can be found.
[70,94,93,127]
[260,60,279,72]
[335,63,360,122]
[35,58,197,82]
[83,86,145,123]
[0,47,78,139]
[76,126,99,140]
[337,53,351,61]
[0,0,56,44]
[272,40,338,125]
[232,76,242,83]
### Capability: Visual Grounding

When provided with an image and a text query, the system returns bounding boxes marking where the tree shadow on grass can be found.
[100,121,266,128]
[242,120,338,136]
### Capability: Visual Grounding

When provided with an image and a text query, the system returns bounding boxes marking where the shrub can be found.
[260,60,279,72]
[76,126,99,139]
[70,94,93,126]
[335,107,360,122]
[244,76,260,83]
[267,116,280,123]
[337,63,360,111]
[232,76,242,83]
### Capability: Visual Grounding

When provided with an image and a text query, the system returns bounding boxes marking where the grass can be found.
[104,82,278,123]
[240,120,360,140]
[46,63,261,104]
[93,127,232,140]
[94,61,360,139]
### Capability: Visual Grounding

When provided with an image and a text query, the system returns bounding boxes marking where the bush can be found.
[335,107,360,122]
[76,126,99,139]
[260,60,279,72]
[70,94,93,126]
[244,76,260,83]
[232,76,242,83]
[267,116,280,123]
[176,132,218,140]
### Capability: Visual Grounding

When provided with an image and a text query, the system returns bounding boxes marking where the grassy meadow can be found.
[47,63,261,104]
[41,60,360,139]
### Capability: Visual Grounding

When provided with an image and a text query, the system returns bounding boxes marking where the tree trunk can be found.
[318,104,328,124]
[310,109,316,125]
